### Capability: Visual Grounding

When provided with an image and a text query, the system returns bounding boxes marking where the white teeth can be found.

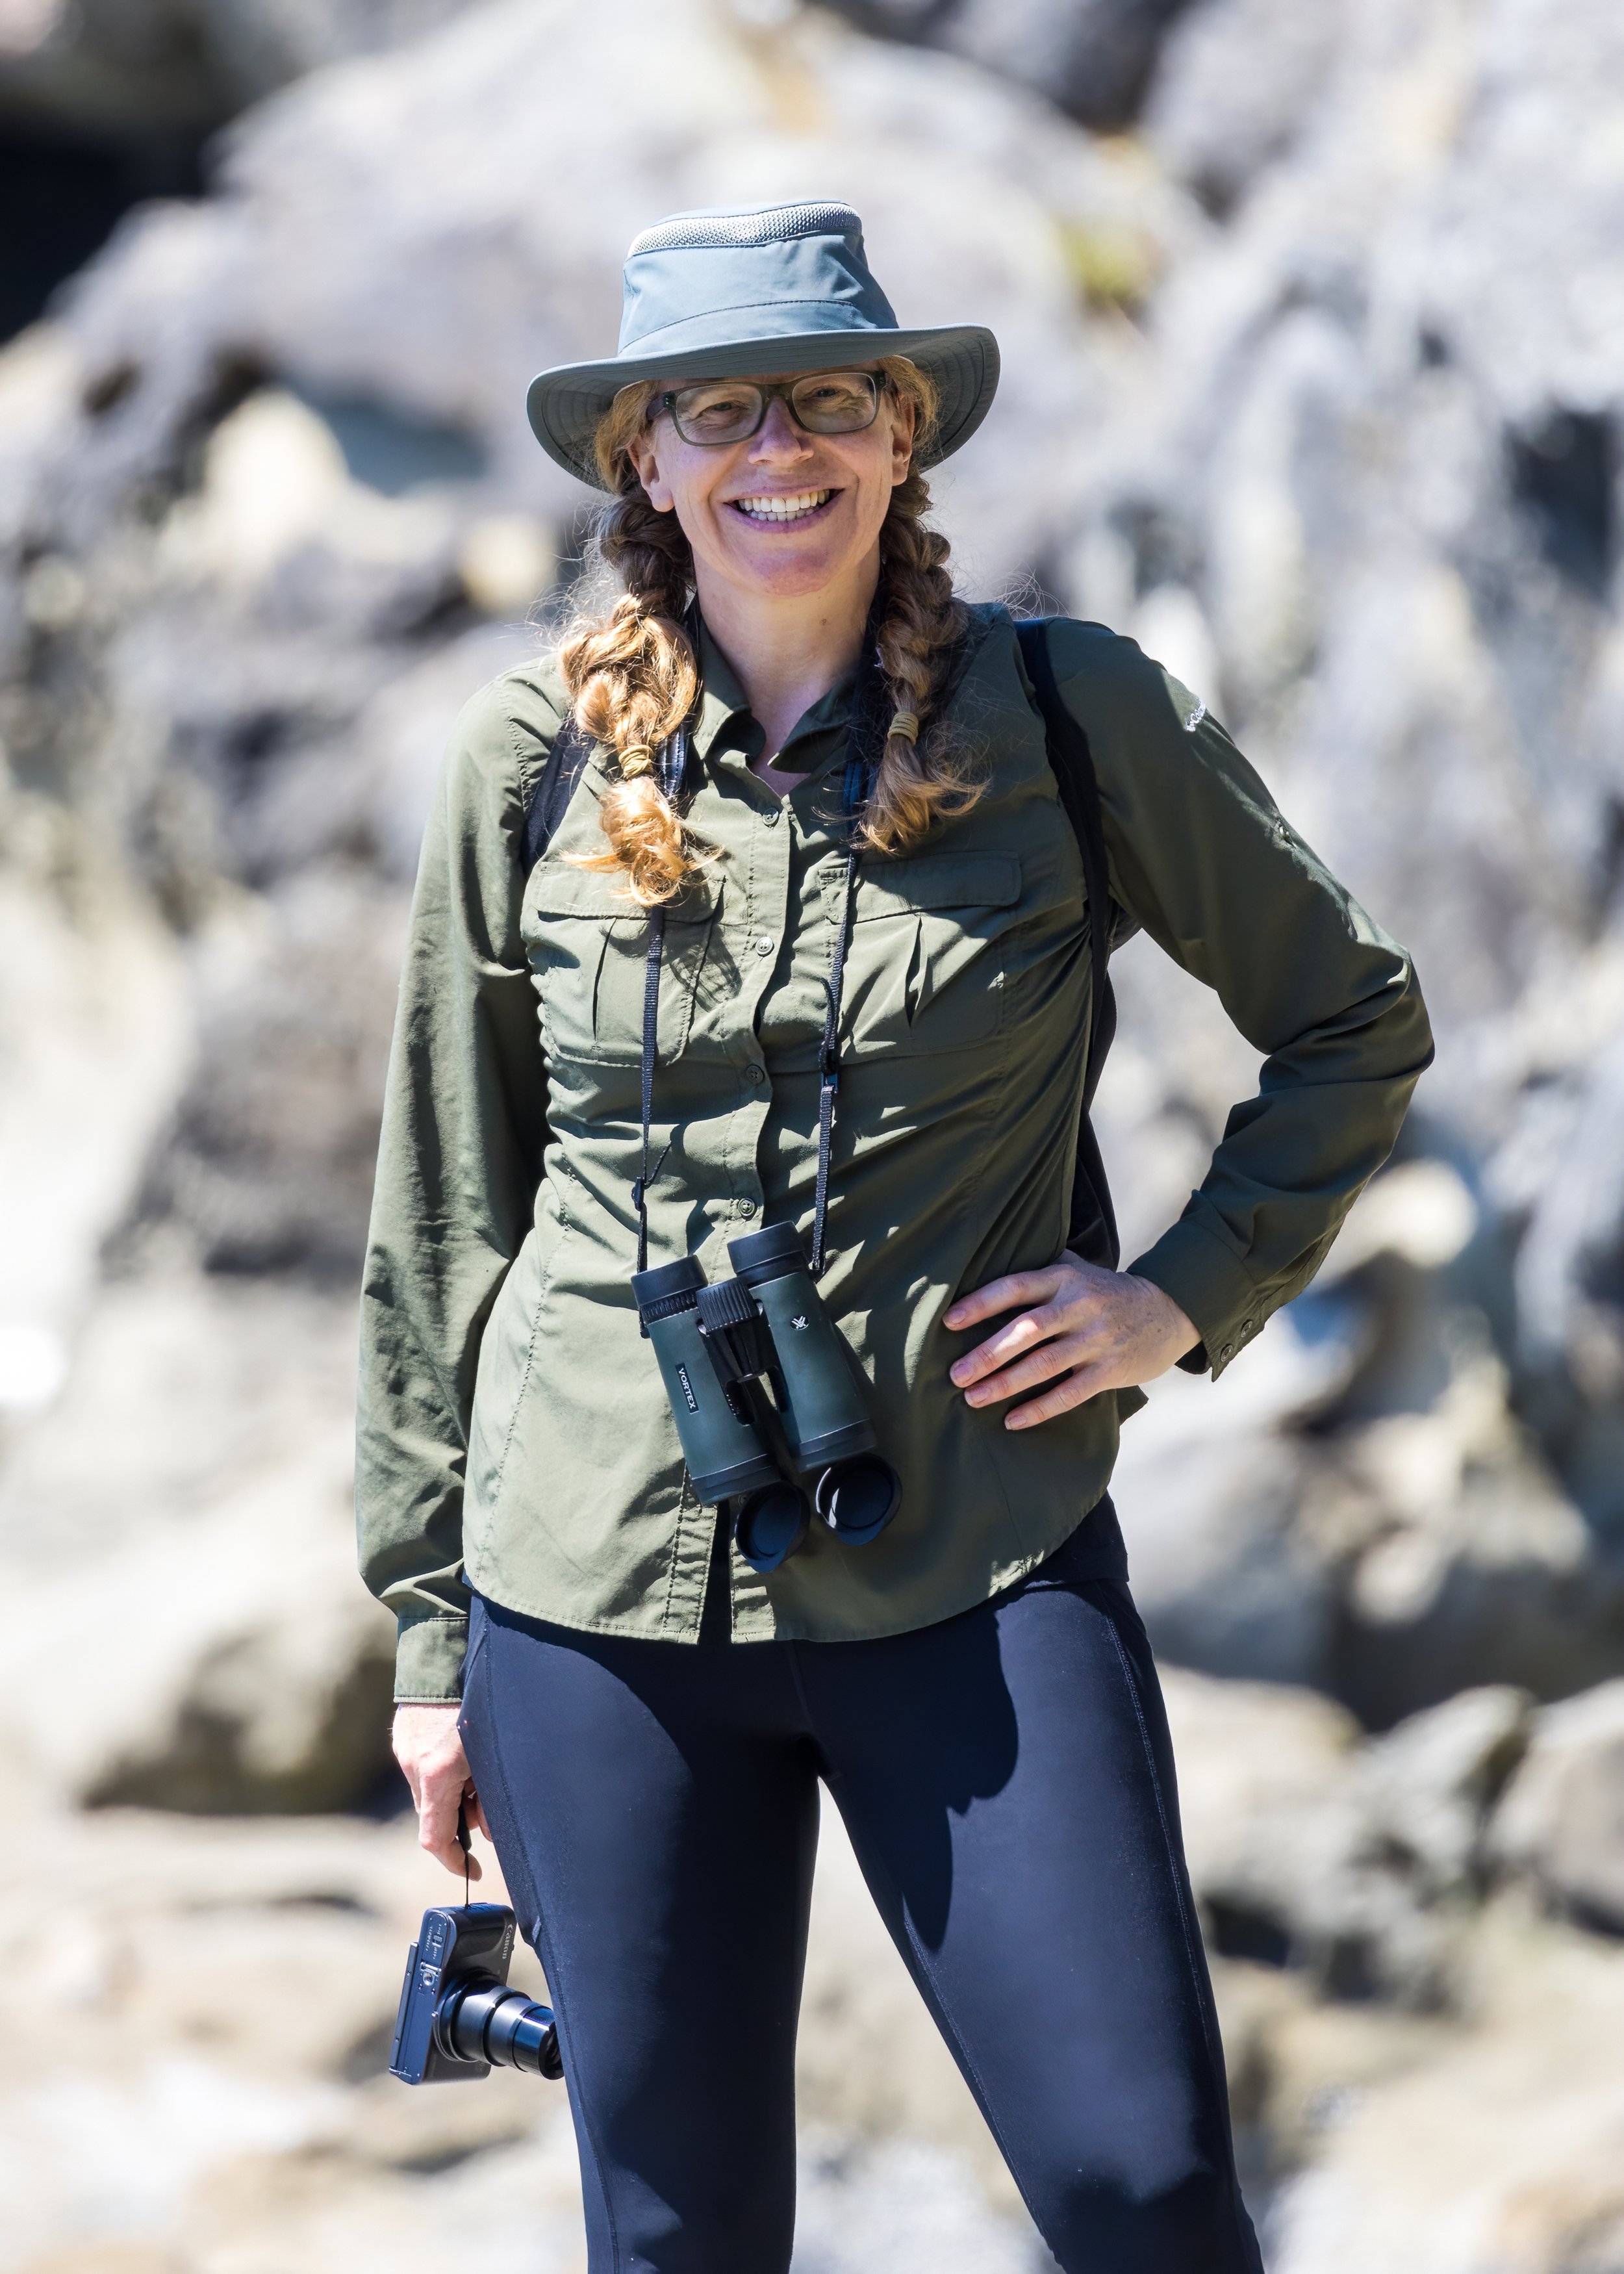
[734,490,832,522]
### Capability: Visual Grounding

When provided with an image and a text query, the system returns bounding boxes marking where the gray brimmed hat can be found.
[526,200,1000,491]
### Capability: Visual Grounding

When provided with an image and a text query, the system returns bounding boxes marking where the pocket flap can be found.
[852,852,1022,921]
[529,862,722,923]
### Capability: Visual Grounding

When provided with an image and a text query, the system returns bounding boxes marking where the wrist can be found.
[1126,1271,1201,1364]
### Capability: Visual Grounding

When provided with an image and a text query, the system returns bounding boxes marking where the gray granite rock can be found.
[815,0,1195,127]
[1490,1679,1624,1932]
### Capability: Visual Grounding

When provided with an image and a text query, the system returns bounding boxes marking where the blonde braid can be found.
[859,468,979,857]
[558,380,702,904]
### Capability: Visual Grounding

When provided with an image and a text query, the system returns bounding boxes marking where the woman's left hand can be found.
[945,1255,1200,1429]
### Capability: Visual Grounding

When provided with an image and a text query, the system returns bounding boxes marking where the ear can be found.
[626,424,676,513]
[889,392,917,487]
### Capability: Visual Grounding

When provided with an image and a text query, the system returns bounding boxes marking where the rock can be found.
[1212,1956,1453,2194]
[0,1268,395,1811]
[1266,1908,1624,2274]
[0,1792,1050,2271]
[1328,1342,1624,1728]
[1116,1158,1624,1724]
[1163,1667,1428,2000]
[935,0,1198,131]
[1165,1670,1533,2002]
[1145,0,1345,213]
[819,0,1196,129]
[1117,1421,1341,1687]
[131,871,409,1274]
[0,824,189,1408]
[1488,1019,1624,1534]
[1490,1680,1624,1933]
[0,0,472,139]
[1360,1684,1532,1898]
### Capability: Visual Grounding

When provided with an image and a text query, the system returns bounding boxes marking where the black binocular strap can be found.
[635,906,666,1279]
[634,666,874,1285]
[810,750,870,1277]
[632,730,690,1289]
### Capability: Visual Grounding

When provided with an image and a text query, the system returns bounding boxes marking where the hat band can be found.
[616,300,896,363]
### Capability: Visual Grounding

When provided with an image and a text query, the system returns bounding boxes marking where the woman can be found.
[360,201,1431,2271]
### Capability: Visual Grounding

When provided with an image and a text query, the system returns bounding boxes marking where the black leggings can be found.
[459,1515,1263,2274]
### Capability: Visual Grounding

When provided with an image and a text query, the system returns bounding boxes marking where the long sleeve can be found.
[1047,620,1434,1377]
[355,674,557,1700]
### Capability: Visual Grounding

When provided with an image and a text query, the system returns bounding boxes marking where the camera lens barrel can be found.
[442,1978,563,2079]
[632,1257,782,1504]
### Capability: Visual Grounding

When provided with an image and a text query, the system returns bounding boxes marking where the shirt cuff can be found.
[394,1613,470,1704]
[1128,1207,1267,1381]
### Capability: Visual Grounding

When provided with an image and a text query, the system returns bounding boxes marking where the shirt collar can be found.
[691,616,856,780]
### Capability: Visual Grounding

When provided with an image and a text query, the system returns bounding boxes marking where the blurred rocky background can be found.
[5,0,1624,2265]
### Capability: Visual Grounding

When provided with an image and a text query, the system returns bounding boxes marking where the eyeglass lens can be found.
[666,372,881,446]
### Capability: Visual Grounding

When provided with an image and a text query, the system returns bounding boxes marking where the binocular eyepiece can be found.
[632,1221,900,1573]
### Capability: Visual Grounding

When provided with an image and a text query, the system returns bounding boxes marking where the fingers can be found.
[959,1333,1091,1409]
[950,1302,1070,1391]
[420,1770,486,1879]
[1006,1363,1113,1430]
[392,1705,488,1881]
[943,1269,1060,1334]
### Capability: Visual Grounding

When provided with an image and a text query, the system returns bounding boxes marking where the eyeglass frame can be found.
[648,368,890,448]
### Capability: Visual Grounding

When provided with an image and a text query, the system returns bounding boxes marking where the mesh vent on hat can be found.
[628,203,861,257]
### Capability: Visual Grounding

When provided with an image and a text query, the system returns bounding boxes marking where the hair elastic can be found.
[621,743,655,767]
[889,711,920,745]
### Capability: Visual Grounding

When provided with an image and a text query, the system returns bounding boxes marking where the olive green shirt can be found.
[357,606,1432,1701]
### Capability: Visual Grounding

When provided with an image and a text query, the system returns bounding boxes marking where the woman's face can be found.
[626,366,916,606]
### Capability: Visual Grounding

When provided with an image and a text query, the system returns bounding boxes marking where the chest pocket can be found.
[837,852,1023,1058]
[526,865,723,1067]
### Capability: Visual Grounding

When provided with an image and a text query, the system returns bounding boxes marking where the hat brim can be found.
[526,324,999,490]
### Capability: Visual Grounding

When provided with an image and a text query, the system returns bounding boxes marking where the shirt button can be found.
[737,1199,757,1218]
[753,934,775,957]
[746,1064,766,1086]
[1240,1319,1253,1334]
[1220,1342,1234,1361]
[763,808,781,827]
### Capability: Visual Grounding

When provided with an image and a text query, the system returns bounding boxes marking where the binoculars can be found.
[631,1220,900,1572]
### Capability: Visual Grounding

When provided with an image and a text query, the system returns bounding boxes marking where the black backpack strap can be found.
[1016,617,1121,1270]
[520,713,596,873]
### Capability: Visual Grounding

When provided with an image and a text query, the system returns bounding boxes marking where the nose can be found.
[748,396,813,463]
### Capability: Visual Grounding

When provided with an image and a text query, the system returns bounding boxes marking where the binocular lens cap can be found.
[733,1481,810,1573]
[814,1455,901,1544]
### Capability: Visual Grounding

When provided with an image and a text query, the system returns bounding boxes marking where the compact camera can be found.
[389,1902,563,2086]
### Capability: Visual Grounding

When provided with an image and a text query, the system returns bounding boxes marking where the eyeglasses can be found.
[652,370,885,448]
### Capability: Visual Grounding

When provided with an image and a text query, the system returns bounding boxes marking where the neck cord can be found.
[809,750,869,1277]
[636,628,885,1285]
[633,728,688,1284]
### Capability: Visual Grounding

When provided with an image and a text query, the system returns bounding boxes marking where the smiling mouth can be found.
[730,489,837,525]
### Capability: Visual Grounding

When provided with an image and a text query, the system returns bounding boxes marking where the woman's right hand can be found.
[393,1704,490,1878]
